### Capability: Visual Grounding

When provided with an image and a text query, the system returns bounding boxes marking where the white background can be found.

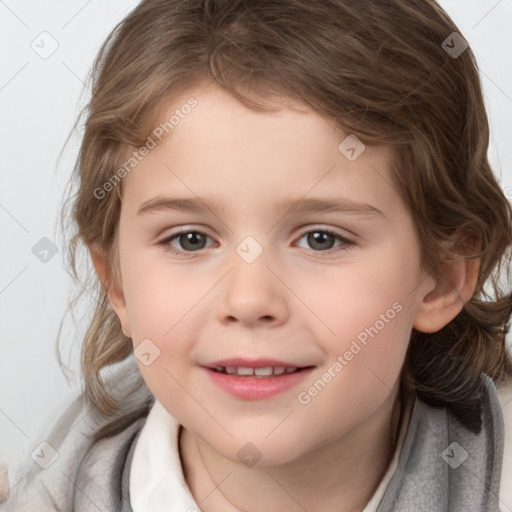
[1,0,512,472]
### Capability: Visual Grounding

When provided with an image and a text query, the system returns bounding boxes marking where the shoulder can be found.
[497,377,512,512]
[0,355,153,511]
[1,393,97,510]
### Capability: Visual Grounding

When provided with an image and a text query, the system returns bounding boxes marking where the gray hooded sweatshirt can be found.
[0,354,505,511]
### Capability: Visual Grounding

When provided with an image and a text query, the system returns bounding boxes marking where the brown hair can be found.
[59,0,512,435]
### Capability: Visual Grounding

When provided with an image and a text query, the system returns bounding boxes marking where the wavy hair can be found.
[58,0,512,436]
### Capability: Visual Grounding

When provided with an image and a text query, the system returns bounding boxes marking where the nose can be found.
[216,251,289,328]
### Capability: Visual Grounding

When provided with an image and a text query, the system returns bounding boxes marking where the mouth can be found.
[202,359,315,400]
[210,366,309,377]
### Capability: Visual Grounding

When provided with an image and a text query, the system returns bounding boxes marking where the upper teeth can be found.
[215,366,298,376]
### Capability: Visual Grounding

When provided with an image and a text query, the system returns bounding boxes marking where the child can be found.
[2,0,512,510]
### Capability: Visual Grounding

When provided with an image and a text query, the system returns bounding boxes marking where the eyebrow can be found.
[137,195,385,219]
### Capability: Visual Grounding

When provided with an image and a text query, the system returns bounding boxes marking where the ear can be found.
[413,253,480,333]
[89,244,132,338]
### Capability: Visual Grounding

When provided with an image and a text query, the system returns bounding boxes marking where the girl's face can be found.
[106,84,433,465]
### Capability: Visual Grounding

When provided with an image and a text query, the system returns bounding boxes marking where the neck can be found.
[180,391,406,512]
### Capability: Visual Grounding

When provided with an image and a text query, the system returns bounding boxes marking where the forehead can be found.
[120,84,398,217]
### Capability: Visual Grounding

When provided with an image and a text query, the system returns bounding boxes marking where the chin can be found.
[215,432,311,468]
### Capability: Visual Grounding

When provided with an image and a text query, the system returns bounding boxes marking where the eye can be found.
[295,228,354,252]
[158,230,215,255]
[157,227,355,257]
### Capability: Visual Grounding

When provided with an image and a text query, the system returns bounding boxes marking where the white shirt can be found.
[130,383,512,512]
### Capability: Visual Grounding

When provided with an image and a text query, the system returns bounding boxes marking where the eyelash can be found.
[157,227,355,258]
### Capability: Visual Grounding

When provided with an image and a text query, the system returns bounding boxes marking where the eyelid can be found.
[157,225,214,242]
[157,225,353,244]
[295,224,354,240]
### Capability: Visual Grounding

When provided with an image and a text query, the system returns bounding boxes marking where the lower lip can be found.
[203,367,314,400]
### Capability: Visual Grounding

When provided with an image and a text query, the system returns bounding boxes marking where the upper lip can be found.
[203,358,310,369]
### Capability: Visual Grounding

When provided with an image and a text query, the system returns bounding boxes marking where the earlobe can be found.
[413,255,480,333]
[89,243,132,338]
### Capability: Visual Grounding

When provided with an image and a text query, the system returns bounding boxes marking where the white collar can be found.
[129,399,199,511]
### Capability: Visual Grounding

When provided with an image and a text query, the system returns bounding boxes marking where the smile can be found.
[203,364,314,400]
[212,366,301,377]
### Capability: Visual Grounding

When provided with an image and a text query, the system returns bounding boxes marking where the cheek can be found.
[120,253,214,396]
[298,243,417,347]
[295,299,411,449]
[121,252,207,340]
[295,244,416,403]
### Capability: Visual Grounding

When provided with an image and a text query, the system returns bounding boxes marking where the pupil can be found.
[308,231,334,251]
[181,232,205,251]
